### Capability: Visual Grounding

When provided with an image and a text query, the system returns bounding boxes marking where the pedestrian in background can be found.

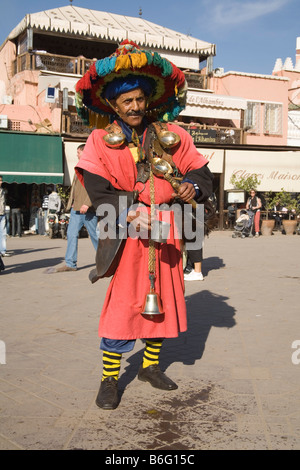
[5,201,11,237]
[47,189,61,214]
[10,193,23,238]
[184,248,204,281]
[246,189,262,237]
[54,144,98,272]
[0,175,10,257]
[41,187,51,235]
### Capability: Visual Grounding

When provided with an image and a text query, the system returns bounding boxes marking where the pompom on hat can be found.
[75,40,187,127]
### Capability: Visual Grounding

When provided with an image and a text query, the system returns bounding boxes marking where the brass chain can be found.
[148,167,156,276]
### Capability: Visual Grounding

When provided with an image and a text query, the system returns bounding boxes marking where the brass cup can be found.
[151,157,173,177]
[103,132,126,148]
[157,130,180,148]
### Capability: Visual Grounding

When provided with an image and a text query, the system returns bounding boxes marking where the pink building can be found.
[210,71,289,146]
[0,41,61,133]
[203,39,300,210]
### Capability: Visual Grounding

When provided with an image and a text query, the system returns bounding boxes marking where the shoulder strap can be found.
[104,122,123,134]
[145,121,177,170]
[151,121,168,133]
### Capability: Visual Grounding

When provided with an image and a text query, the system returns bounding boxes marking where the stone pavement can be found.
[0,230,299,451]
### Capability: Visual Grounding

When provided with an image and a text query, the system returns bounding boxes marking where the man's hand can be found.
[126,210,152,232]
[173,182,196,202]
[80,204,89,214]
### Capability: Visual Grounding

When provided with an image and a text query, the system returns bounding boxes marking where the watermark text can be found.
[292,340,300,365]
[0,340,6,365]
[96,198,204,250]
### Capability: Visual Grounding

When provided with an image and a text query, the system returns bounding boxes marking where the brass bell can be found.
[141,290,164,317]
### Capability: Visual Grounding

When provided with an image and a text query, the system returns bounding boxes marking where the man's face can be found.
[77,149,83,160]
[112,88,147,129]
[0,178,2,187]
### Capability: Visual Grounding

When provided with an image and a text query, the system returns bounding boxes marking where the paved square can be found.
[0,231,299,450]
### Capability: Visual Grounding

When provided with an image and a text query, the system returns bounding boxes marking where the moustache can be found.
[126,111,145,117]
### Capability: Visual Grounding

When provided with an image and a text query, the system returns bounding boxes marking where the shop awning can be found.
[224,149,300,192]
[180,91,247,120]
[0,132,64,184]
[197,147,224,174]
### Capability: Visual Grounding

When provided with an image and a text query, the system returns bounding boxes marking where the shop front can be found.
[196,146,225,210]
[194,145,300,229]
[223,147,300,228]
[0,131,64,233]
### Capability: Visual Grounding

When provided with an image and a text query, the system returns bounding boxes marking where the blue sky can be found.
[0,0,299,75]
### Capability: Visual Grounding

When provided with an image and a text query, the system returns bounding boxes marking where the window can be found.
[264,103,282,135]
[8,120,21,131]
[245,102,260,133]
[18,34,28,55]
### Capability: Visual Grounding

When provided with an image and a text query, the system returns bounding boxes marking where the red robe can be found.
[76,123,208,340]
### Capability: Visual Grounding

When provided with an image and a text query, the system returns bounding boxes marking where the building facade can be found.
[0,6,299,232]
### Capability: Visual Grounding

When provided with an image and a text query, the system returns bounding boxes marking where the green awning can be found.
[0,131,64,184]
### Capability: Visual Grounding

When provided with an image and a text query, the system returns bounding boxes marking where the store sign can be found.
[186,91,247,110]
[227,191,245,203]
[224,150,300,192]
[187,128,217,144]
[187,94,226,107]
[182,91,246,120]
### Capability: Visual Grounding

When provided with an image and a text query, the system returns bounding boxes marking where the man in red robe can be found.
[75,41,214,409]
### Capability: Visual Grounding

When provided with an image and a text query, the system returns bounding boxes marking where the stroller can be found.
[232,209,255,238]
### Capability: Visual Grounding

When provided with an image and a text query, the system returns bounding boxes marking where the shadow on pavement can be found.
[1,257,64,274]
[202,256,225,277]
[44,263,95,274]
[6,247,60,256]
[118,289,236,393]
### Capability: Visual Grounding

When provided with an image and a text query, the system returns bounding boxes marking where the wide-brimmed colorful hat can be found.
[75,40,187,127]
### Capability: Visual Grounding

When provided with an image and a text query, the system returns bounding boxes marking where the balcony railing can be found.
[11,51,245,143]
[61,113,245,144]
[62,113,92,135]
[13,52,210,87]
[13,52,96,76]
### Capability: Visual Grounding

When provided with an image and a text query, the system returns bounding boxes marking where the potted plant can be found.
[272,188,299,235]
[229,174,261,194]
[57,185,70,211]
[261,191,276,236]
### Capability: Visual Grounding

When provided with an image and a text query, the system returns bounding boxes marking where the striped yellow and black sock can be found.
[102,351,122,381]
[142,340,163,369]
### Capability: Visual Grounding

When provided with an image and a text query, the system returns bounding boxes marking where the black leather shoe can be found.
[95,377,119,410]
[138,364,178,390]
